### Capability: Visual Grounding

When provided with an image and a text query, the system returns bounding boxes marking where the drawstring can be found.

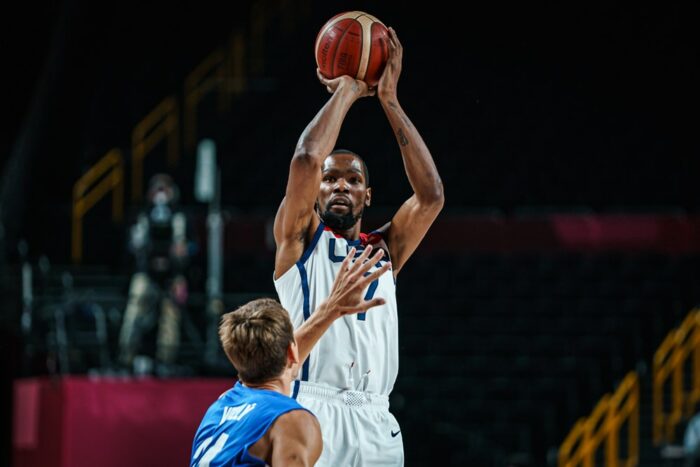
[346,361,372,391]
[357,369,371,392]
[347,361,355,390]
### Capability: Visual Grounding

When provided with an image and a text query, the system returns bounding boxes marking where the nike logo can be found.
[391,430,401,438]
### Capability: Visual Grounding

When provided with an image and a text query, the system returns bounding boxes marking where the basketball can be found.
[314,11,389,88]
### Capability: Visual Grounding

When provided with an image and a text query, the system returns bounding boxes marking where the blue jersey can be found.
[190,381,312,466]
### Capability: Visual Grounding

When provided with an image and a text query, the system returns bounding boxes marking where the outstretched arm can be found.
[273,74,373,278]
[377,27,444,276]
[294,245,391,364]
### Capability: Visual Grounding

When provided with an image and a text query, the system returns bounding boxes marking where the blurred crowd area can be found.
[1,1,698,466]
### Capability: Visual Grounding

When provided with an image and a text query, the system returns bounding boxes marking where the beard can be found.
[319,202,363,231]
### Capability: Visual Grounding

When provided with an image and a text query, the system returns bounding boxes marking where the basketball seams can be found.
[330,21,359,79]
[367,24,389,86]
[315,11,387,85]
[354,15,375,81]
[360,12,385,26]
[314,11,364,58]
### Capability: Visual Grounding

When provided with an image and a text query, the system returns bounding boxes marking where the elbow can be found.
[291,150,322,172]
[425,180,445,211]
[293,133,329,166]
[435,181,445,208]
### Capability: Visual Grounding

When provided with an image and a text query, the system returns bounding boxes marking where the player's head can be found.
[219,298,299,384]
[316,149,371,231]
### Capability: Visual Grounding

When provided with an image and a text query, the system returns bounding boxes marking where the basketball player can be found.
[273,28,444,466]
[191,246,391,467]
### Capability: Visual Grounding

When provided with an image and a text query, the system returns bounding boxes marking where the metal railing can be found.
[71,0,312,259]
[131,96,179,202]
[71,149,124,263]
[184,48,227,151]
[653,308,700,444]
[559,371,640,467]
[225,32,247,103]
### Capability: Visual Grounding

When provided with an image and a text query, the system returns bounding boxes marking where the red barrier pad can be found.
[13,376,232,467]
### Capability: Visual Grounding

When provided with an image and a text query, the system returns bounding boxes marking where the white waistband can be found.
[293,381,390,409]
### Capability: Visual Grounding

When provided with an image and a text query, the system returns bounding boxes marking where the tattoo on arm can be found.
[397,128,409,146]
[386,102,411,145]
[388,101,412,127]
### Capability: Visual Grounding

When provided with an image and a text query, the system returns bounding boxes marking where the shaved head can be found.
[329,149,369,186]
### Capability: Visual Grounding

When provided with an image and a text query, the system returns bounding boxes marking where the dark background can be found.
[3,0,698,251]
[2,1,699,466]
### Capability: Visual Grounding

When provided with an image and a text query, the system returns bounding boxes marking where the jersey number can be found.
[328,239,381,321]
[193,433,229,467]
[358,274,379,321]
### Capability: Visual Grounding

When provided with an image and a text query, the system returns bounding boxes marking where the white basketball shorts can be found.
[293,381,404,466]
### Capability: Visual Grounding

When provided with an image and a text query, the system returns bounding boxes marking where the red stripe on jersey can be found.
[324,227,384,246]
[360,232,383,246]
[324,226,345,238]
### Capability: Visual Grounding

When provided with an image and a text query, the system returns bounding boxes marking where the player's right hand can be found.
[316,68,375,98]
[377,27,402,101]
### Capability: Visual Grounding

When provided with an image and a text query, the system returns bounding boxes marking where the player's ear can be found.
[288,341,300,367]
[365,187,372,207]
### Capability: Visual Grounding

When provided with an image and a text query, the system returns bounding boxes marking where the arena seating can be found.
[392,252,700,465]
[5,2,699,466]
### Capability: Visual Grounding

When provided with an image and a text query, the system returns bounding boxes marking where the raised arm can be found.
[376,27,444,276]
[273,75,373,278]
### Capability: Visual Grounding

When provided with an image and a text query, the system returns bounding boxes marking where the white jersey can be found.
[274,222,399,397]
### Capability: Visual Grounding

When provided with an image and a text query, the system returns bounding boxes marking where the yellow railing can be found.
[131,96,179,201]
[72,149,124,263]
[184,48,227,151]
[653,308,700,444]
[226,32,247,101]
[72,0,311,258]
[559,371,639,467]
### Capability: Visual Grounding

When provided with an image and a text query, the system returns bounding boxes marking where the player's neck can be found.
[241,378,289,395]
[329,223,362,241]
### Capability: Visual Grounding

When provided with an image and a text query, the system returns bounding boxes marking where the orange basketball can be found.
[314,11,389,88]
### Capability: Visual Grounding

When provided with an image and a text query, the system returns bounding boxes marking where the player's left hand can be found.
[324,245,391,316]
[377,27,402,101]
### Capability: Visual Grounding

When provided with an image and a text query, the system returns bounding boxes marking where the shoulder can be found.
[274,216,324,279]
[266,408,322,466]
[270,408,320,439]
[268,409,321,452]
[362,222,392,259]
[367,222,392,246]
